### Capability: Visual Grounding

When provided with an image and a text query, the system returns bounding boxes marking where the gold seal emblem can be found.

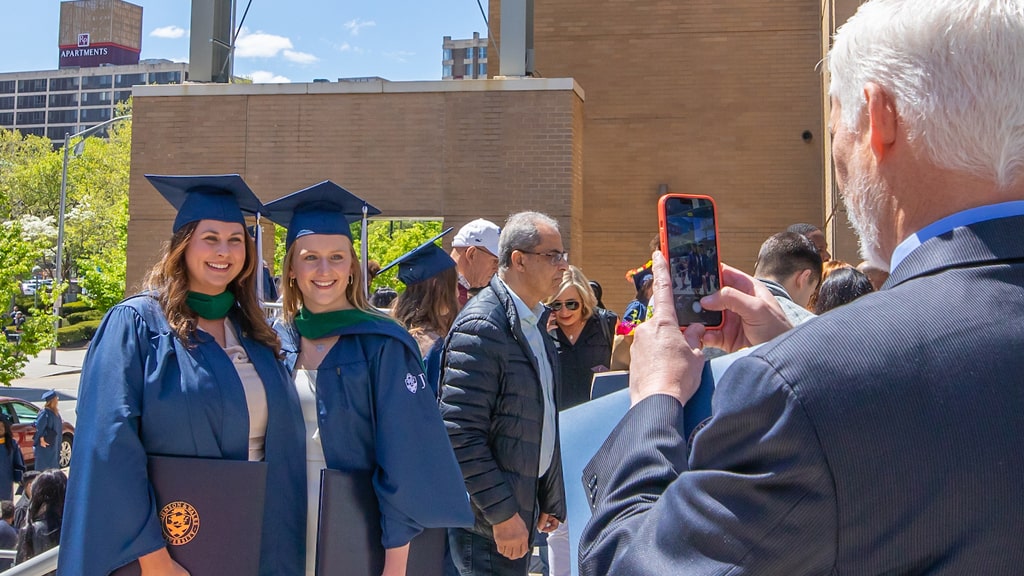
[160,501,200,546]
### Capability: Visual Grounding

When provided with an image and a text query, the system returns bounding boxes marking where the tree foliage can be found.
[0,221,53,386]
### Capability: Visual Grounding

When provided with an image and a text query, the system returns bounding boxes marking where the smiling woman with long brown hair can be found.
[59,175,305,576]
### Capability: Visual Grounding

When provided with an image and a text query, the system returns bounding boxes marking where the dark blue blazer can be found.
[579,214,1024,575]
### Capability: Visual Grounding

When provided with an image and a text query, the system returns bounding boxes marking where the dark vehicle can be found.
[0,396,75,469]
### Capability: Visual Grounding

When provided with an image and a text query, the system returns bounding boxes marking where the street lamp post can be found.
[50,114,131,364]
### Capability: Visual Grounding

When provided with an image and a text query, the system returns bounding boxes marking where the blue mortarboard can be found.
[146,174,265,232]
[41,390,58,402]
[379,228,456,285]
[264,181,381,250]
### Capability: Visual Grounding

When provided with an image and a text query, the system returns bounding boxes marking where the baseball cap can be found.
[452,219,500,257]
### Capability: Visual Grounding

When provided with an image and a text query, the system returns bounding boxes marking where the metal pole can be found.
[50,133,71,365]
[48,115,132,364]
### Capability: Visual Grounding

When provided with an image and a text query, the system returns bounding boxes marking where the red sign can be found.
[59,42,140,68]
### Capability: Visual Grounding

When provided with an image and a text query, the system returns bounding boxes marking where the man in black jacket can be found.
[440,211,569,575]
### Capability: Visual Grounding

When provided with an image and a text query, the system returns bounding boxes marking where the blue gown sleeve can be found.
[372,337,473,549]
[58,305,168,575]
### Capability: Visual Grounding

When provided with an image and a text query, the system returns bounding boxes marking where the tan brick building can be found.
[128,1,866,313]
[127,79,584,293]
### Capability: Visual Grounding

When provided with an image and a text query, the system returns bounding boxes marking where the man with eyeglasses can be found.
[451,219,502,307]
[440,211,569,576]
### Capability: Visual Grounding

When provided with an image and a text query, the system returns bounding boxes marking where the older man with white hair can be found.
[579,1,1024,574]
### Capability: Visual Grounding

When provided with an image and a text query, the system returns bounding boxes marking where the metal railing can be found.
[0,546,58,575]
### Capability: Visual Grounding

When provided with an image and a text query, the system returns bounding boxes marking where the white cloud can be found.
[344,18,376,36]
[234,28,294,58]
[283,50,318,64]
[337,42,365,54]
[248,70,291,83]
[384,50,415,63]
[151,25,187,39]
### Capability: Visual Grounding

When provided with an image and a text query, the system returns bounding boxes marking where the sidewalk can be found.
[11,346,88,384]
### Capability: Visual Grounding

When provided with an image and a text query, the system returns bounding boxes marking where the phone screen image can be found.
[660,195,723,328]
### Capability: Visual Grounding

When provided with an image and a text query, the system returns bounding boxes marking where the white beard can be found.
[842,169,892,272]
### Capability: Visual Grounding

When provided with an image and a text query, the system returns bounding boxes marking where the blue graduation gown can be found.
[59,295,306,576]
[276,315,473,549]
[0,443,25,501]
[33,408,62,471]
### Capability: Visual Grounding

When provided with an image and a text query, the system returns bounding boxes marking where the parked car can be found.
[0,396,75,469]
[20,279,53,296]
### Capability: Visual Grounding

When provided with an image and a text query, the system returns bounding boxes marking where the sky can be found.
[0,0,491,82]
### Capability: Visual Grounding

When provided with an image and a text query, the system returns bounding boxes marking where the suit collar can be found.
[884,214,1024,289]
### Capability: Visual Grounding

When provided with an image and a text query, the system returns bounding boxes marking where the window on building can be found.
[114,90,133,104]
[0,81,15,94]
[49,77,79,91]
[49,93,78,108]
[443,65,453,78]
[81,75,113,90]
[0,96,14,110]
[80,107,111,123]
[17,79,47,93]
[478,63,487,77]
[465,63,473,77]
[48,126,76,141]
[115,73,147,88]
[443,49,452,61]
[465,47,474,59]
[16,95,47,109]
[16,111,45,125]
[80,91,112,106]
[478,46,487,59]
[18,127,45,137]
[48,110,78,124]
[0,112,13,126]
[150,71,182,85]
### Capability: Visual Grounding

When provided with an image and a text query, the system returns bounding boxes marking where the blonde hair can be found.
[545,265,597,322]
[279,238,387,322]
[143,221,281,353]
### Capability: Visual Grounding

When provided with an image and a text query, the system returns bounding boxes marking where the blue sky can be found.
[1,1,490,82]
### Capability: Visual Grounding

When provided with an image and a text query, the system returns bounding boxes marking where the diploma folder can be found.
[112,455,267,576]
[316,468,446,576]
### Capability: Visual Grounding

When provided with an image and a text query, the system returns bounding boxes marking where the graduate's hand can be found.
[39,438,48,448]
[537,512,560,533]
[492,513,530,559]
[138,548,189,575]
[381,544,410,576]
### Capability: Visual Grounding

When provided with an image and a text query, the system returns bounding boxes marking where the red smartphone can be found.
[658,193,724,329]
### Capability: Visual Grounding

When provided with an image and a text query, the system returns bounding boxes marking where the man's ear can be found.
[864,82,898,160]
[794,268,814,291]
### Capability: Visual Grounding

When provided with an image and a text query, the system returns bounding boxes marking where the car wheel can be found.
[59,434,73,468]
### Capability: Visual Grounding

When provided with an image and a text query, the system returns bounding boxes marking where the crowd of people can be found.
[30,0,1024,574]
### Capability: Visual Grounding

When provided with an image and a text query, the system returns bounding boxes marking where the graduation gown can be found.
[276,314,473,549]
[33,408,62,471]
[59,295,306,576]
[0,442,25,501]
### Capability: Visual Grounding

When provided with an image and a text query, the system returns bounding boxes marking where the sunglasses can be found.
[549,300,580,311]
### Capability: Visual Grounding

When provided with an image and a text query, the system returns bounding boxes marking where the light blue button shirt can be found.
[889,200,1024,271]
[501,278,557,478]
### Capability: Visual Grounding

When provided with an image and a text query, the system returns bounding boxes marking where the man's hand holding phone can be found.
[628,251,706,407]
[699,263,793,353]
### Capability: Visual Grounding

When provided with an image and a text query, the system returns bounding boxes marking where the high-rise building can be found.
[0,0,188,146]
[442,33,489,80]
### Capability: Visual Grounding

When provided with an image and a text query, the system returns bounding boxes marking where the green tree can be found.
[0,221,53,385]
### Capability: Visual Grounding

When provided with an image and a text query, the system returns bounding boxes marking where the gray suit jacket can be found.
[580,215,1024,575]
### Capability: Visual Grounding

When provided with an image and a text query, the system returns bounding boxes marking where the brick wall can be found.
[127,81,584,293]
[495,0,829,313]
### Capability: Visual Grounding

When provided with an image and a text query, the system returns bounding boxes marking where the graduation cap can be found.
[264,180,381,299]
[42,389,58,402]
[379,228,456,285]
[145,174,264,233]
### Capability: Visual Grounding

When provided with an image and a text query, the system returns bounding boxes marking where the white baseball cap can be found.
[452,218,501,257]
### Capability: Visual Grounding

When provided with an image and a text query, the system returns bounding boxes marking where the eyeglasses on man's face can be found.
[519,250,569,266]
[549,300,580,312]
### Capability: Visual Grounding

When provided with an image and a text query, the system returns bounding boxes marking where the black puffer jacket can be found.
[440,275,567,541]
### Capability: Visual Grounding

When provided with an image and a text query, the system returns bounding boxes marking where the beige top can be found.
[223,323,268,462]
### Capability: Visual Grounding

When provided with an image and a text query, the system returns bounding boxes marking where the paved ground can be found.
[8,346,86,427]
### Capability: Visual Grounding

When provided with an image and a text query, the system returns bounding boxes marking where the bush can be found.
[61,301,95,315]
[56,319,100,346]
[66,310,103,324]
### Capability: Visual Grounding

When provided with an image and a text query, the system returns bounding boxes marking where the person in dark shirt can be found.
[0,500,17,570]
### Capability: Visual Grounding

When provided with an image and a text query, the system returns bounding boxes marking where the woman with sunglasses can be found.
[544,266,616,411]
